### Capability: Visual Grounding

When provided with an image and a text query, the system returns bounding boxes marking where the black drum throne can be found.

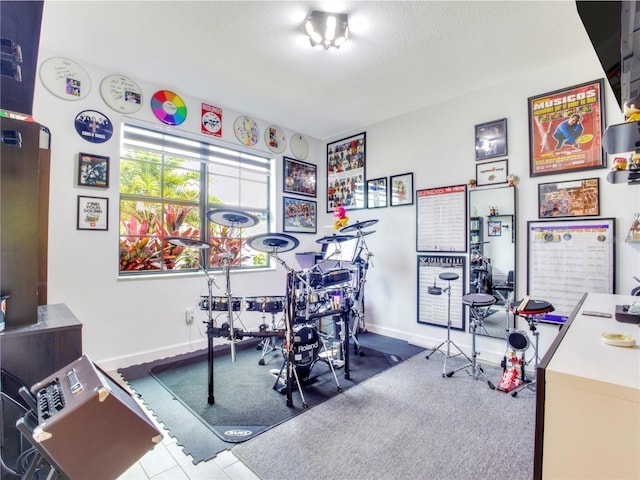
[447,293,496,389]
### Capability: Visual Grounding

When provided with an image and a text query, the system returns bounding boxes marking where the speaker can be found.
[22,355,162,480]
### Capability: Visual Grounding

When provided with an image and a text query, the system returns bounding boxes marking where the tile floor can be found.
[114,376,260,480]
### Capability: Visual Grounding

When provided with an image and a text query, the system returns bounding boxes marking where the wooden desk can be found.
[535,293,640,479]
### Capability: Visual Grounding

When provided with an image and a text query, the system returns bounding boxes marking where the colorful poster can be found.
[528,79,605,176]
[201,103,222,137]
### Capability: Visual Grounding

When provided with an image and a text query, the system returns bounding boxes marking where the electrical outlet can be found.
[185,308,195,325]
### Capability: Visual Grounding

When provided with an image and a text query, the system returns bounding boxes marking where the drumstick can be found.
[517,295,531,313]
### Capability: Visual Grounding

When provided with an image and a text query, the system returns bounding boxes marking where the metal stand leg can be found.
[425,276,472,377]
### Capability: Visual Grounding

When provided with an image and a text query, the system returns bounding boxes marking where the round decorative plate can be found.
[150,90,187,125]
[234,115,259,146]
[39,57,91,100]
[265,125,286,153]
[74,110,113,143]
[100,74,143,113]
[290,133,309,160]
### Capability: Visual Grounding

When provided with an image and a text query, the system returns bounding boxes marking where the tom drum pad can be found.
[321,268,352,288]
[199,295,243,312]
[507,329,530,351]
[245,296,286,313]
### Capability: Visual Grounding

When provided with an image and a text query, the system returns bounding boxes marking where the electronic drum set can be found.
[168,208,378,408]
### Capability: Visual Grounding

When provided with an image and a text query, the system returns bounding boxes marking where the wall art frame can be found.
[283,196,317,234]
[283,156,317,197]
[367,177,387,208]
[527,217,615,324]
[78,152,109,188]
[528,78,605,177]
[326,132,366,212]
[476,158,508,186]
[77,195,108,231]
[538,177,600,218]
[390,172,414,206]
[475,118,508,161]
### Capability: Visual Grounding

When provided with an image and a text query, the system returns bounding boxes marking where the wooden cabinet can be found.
[0,117,50,327]
[0,304,82,388]
[535,293,640,479]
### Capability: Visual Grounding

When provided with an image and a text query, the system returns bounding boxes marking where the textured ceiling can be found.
[39,1,593,140]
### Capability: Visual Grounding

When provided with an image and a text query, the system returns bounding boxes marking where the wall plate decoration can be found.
[265,125,286,153]
[150,90,187,125]
[233,115,259,146]
[290,133,309,160]
[74,110,113,143]
[99,74,143,113]
[39,56,91,100]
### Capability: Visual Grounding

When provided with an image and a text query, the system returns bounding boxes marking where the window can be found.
[119,123,272,275]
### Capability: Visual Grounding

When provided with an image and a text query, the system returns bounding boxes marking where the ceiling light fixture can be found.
[304,11,349,51]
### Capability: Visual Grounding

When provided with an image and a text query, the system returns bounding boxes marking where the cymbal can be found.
[165,237,212,249]
[340,219,379,233]
[315,234,355,245]
[247,233,299,253]
[207,208,259,228]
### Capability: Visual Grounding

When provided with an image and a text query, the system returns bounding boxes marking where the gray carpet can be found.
[233,353,535,480]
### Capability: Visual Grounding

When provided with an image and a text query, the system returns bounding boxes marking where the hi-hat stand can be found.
[425,272,472,377]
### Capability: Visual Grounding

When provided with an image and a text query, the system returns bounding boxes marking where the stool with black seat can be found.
[508,296,554,397]
[447,293,496,389]
[425,272,472,377]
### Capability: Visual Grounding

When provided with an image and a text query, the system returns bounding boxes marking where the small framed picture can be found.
[283,196,317,234]
[367,177,387,208]
[78,152,109,188]
[77,195,108,231]
[475,118,507,161]
[390,172,413,206]
[476,159,508,186]
[283,156,317,197]
[488,220,502,236]
[538,177,600,218]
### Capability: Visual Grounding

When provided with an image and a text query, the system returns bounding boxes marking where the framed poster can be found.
[367,177,387,208]
[417,255,466,331]
[475,118,507,161]
[78,152,109,188]
[283,196,317,234]
[327,132,366,212]
[476,159,508,186]
[283,156,317,197]
[416,184,467,252]
[538,177,600,218]
[528,79,605,176]
[487,220,502,236]
[77,195,108,231]
[390,172,414,206]
[527,218,615,324]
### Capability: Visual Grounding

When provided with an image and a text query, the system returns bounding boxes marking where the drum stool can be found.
[508,298,554,397]
[447,293,496,389]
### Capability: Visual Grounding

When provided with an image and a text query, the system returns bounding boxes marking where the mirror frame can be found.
[468,186,516,339]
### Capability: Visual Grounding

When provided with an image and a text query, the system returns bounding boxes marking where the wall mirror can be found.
[468,186,516,339]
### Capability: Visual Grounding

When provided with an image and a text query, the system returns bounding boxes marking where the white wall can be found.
[33,12,640,371]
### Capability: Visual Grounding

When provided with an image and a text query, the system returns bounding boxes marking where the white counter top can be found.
[546,293,639,396]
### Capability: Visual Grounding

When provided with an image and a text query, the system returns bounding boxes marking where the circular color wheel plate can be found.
[151,90,187,125]
[234,115,259,146]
